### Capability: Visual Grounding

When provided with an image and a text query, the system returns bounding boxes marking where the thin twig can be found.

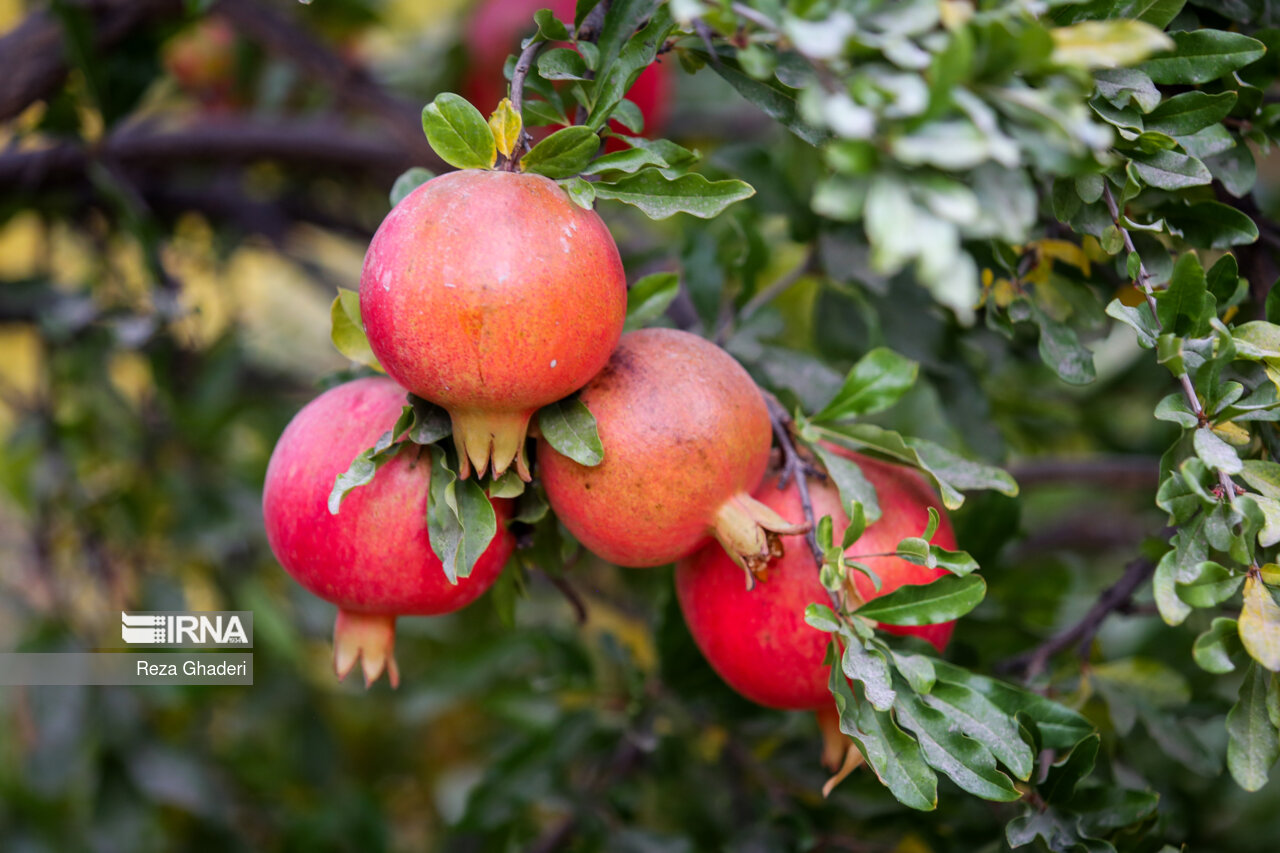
[504,39,544,169]
[532,566,588,625]
[996,553,1157,682]
[693,18,721,65]
[1101,183,1239,508]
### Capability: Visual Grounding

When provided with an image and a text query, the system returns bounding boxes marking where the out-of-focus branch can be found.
[0,0,181,123]
[1008,456,1159,490]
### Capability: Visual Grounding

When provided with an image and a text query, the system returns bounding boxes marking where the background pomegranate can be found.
[539,329,804,571]
[360,169,626,481]
[675,455,959,712]
[262,377,514,687]
[463,0,672,141]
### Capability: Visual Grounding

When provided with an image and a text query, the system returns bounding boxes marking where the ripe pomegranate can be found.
[675,455,958,711]
[360,169,626,481]
[262,377,514,687]
[538,329,805,571]
[463,0,672,144]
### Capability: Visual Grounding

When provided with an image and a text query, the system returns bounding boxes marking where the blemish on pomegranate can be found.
[550,359,558,368]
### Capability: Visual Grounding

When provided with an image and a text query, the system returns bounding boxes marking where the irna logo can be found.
[120,612,252,647]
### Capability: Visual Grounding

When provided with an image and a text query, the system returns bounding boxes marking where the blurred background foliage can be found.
[0,0,1276,851]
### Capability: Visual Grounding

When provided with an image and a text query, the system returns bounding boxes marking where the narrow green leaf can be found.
[1130,149,1212,189]
[1168,201,1260,249]
[1141,29,1267,85]
[521,125,601,179]
[583,147,670,177]
[1145,91,1237,136]
[812,443,882,523]
[813,347,919,421]
[922,682,1034,781]
[855,575,986,626]
[623,272,679,331]
[1040,734,1099,804]
[592,169,756,219]
[895,690,1022,802]
[421,93,497,170]
[1227,662,1280,790]
[931,660,1094,750]
[1194,617,1243,674]
[538,397,604,466]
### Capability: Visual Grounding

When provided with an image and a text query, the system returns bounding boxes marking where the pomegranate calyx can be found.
[333,609,401,688]
[710,492,810,588]
[450,408,534,481]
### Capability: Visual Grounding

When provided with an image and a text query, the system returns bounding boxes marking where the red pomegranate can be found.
[538,329,805,571]
[360,169,626,481]
[463,0,672,143]
[674,455,958,711]
[262,377,514,687]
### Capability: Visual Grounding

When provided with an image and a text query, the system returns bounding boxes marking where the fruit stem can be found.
[333,610,400,688]
[710,492,810,588]
[450,408,533,481]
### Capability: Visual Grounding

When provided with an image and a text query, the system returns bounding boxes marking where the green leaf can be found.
[1233,321,1280,361]
[1167,202,1260,249]
[1194,617,1243,674]
[487,469,526,499]
[1156,252,1207,336]
[855,575,986,626]
[1145,91,1237,136]
[834,678,938,811]
[1050,20,1173,69]
[1029,303,1096,386]
[623,272,679,331]
[583,147,670,177]
[524,8,571,45]
[426,445,499,583]
[813,347,919,421]
[843,502,869,550]
[538,397,604,466]
[894,689,1022,802]
[931,660,1094,750]
[1040,734,1099,804]
[892,652,936,694]
[406,395,452,445]
[1106,299,1159,348]
[1130,149,1212,190]
[421,93,497,170]
[592,169,756,220]
[931,545,980,577]
[1241,575,1280,671]
[842,640,896,711]
[804,603,843,633]
[1177,561,1244,608]
[559,177,595,209]
[1226,662,1280,791]
[1094,68,1160,112]
[1140,30,1267,85]
[1195,427,1243,475]
[328,442,398,514]
[521,126,601,179]
[811,443,883,524]
[594,0,660,78]
[921,682,1034,781]
[329,289,381,370]
[536,47,591,81]
[389,167,434,207]
[695,49,828,147]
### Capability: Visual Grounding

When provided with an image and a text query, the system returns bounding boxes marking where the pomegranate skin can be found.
[539,329,795,568]
[262,377,514,685]
[675,457,958,710]
[463,0,672,143]
[360,170,626,480]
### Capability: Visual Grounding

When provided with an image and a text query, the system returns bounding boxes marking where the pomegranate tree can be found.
[675,455,958,712]
[262,377,514,687]
[539,328,806,571]
[360,169,626,481]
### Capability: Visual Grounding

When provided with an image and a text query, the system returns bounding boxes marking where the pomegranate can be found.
[538,329,805,571]
[463,0,672,143]
[674,455,958,711]
[262,377,514,687]
[360,169,626,481]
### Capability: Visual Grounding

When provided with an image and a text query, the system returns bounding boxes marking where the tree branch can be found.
[504,39,544,169]
[996,553,1158,682]
[1008,455,1159,490]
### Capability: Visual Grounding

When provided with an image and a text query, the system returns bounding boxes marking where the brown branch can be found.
[996,552,1158,682]
[0,0,182,123]
[1008,456,1159,490]
[531,566,588,625]
[504,39,544,169]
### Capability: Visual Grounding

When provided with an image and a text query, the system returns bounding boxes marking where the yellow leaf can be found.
[1213,421,1252,447]
[1260,564,1280,586]
[1035,239,1091,276]
[1051,21,1174,70]
[488,98,523,159]
[1240,575,1280,672]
